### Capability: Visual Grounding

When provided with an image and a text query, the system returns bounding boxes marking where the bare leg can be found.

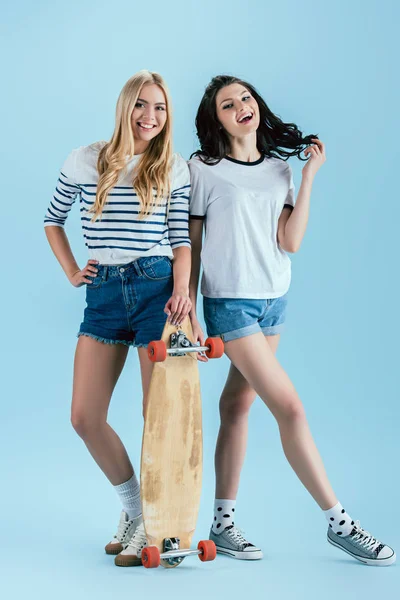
[137,347,155,419]
[71,336,132,486]
[215,335,280,499]
[224,333,337,510]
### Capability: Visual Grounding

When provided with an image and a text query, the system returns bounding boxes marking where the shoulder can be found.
[266,156,293,177]
[80,141,106,163]
[170,153,190,189]
[64,141,105,169]
[187,155,216,178]
[171,152,188,174]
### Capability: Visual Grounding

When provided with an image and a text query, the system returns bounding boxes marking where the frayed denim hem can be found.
[77,332,134,347]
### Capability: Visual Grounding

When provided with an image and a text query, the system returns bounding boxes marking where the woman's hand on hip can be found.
[69,260,99,287]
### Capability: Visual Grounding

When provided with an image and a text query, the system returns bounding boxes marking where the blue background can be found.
[1,0,399,597]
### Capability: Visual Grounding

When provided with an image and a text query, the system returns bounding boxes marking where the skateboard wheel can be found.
[197,540,217,562]
[142,546,161,568]
[205,337,224,359]
[148,340,167,362]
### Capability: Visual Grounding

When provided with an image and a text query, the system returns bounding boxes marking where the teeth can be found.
[139,123,154,129]
[239,113,252,123]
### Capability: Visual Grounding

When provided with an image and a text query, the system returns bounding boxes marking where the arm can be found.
[164,158,192,325]
[44,225,98,286]
[278,139,326,253]
[164,246,192,325]
[188,218,203,322]
[44,149,98,286]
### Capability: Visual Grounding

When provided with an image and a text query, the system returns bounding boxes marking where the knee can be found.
[219,389,255,424]
[276,392,306,425]
[71,406,104,439]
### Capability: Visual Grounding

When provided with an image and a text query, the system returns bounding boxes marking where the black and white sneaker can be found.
[327,520,396,566]
[209,525,263,560]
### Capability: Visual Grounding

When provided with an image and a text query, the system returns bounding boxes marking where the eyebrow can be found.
[137,98,166,106]
[219,89,249,106]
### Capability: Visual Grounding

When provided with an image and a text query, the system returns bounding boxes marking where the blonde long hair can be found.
[91,71,172,221]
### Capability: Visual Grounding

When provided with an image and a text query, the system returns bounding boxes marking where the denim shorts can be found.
[78,256,173,347]
[203,294,288,342]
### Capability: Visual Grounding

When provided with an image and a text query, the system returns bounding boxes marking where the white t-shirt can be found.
[188,154,295,299]
[44,142,191,265]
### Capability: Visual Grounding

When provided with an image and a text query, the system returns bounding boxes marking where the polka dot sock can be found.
[324,501,354,537]
[212,498,236,534]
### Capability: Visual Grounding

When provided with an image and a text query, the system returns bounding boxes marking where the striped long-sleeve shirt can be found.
[44,142,191,265]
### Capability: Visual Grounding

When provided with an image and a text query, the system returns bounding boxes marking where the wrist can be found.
[67,266,80,280]
[301,171,315,185]
[173,286,189,296]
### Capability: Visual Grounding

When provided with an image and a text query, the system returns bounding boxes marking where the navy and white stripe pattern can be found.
[44,144,191,263]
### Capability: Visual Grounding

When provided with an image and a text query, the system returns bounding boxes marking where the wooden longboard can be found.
[140,318,202,568]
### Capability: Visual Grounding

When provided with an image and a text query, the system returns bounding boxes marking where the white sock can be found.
[212,499,236,534]
[114,473,141,520]
[324,501,354,537]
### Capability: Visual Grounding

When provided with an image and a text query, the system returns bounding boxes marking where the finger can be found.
[177,301,191,324]
[86,266,99,274]
[172,300,186,325]
[311,138,324,152]
[88,260,99,265]
[82,277,93,284]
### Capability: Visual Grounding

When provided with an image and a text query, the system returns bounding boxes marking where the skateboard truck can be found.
[162,538,185,567]
[142,538,217,568]
[148,331,224,362]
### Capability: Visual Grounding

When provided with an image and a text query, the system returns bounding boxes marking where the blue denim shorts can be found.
[203,294,288,342]
[78,256,173,347]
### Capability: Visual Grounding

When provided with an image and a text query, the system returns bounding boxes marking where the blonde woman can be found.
[44,71,191,567]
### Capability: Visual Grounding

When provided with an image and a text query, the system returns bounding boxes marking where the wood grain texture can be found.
[140,318,202,568]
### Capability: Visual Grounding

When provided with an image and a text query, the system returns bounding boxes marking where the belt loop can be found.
[133,258,141,277]
[103,266,108,281]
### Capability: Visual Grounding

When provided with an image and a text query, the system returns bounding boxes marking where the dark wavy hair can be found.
[192,75,317,164]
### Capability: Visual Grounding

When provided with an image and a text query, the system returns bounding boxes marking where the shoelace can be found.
[225,526,250,548]
[115,513,134,542]
[351,521,381,553]
[126,522,147,553]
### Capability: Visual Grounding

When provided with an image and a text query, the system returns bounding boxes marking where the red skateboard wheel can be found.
[142,546,161,568]
[205,337,224,359]
[148,340,167,362]
[198,540,217,562]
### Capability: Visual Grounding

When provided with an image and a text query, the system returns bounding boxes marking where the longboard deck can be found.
[140,318,202,568]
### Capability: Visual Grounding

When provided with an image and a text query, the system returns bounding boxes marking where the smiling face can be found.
[215,83,260,140]
[131,83,168,151]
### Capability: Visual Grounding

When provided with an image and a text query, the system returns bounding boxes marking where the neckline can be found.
[224,154,265,166]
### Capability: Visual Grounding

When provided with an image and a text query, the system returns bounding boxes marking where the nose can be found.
[143,105,156,122]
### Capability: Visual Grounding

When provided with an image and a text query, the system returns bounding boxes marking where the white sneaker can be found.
[104,511,141,555]
[115,521,148,567]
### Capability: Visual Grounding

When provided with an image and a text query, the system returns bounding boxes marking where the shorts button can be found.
[120,268,125,273]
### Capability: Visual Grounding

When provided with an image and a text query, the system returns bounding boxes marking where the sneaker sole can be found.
[105,543,123,555]
[215,545,263,560]
[114,555,143,567]
[327,535,396,566]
